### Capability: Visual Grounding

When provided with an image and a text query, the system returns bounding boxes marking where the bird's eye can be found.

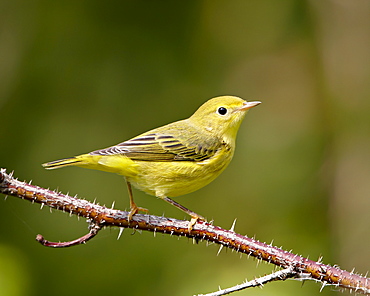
[217,107,228,116]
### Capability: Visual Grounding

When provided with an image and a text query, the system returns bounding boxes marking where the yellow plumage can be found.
[43,96,261,227]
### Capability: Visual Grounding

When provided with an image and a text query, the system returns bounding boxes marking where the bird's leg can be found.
[160,196,205,231]
[126,180,148,221]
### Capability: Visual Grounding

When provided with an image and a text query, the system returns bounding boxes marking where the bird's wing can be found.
[89,132,220,162]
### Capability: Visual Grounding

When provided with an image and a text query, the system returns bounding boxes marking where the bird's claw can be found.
[128,205,149,221]
[188,214,206,232]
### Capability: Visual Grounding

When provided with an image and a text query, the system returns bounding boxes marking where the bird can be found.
[42,96,261,229]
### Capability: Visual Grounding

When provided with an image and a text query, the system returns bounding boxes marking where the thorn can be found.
[217,244,224,256]
[230,218,237,232]
[317,256,323,263]
[117,227,124,240]
[4,195,8,200]
[319,281,326,292]
[111,201,115,209]
[40,203,44,210]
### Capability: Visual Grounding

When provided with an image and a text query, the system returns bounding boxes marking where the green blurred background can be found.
[1,1,369,295]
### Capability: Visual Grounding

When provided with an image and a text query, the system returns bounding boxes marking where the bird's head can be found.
[189,96,261,144]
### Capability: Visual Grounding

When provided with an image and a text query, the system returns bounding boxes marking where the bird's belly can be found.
[127,150,233,198]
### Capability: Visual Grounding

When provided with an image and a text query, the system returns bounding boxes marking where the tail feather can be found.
[42,157,82,169]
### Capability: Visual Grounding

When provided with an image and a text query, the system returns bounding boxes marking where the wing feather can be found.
[89,131,221,162]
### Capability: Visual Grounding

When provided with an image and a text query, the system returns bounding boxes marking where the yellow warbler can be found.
[43,96,260,228]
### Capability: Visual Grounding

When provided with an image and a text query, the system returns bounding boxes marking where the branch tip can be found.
[35,226,101,248]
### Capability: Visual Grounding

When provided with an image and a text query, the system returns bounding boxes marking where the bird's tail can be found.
[42,154,138,176]
[42,157,84,170]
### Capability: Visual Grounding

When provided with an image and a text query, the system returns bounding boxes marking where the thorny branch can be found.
[198,267,296,296]
[1,168,369,295]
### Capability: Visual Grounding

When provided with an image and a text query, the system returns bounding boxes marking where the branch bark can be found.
[1,168,369,295]
[198,267,296,296]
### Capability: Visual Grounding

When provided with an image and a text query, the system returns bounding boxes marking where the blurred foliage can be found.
[0,1,369,295]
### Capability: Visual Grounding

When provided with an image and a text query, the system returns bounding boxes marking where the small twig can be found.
[1,168,369,295]
[35,223,102,247]
[197,267,296,296]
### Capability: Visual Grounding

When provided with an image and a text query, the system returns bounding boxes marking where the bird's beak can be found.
[238,101,261,111]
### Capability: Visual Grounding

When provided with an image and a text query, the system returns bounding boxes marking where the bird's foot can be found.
[188,214,206,232]
[128,205,149,221]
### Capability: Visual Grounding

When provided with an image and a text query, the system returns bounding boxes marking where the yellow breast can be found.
[126,144,234,198]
